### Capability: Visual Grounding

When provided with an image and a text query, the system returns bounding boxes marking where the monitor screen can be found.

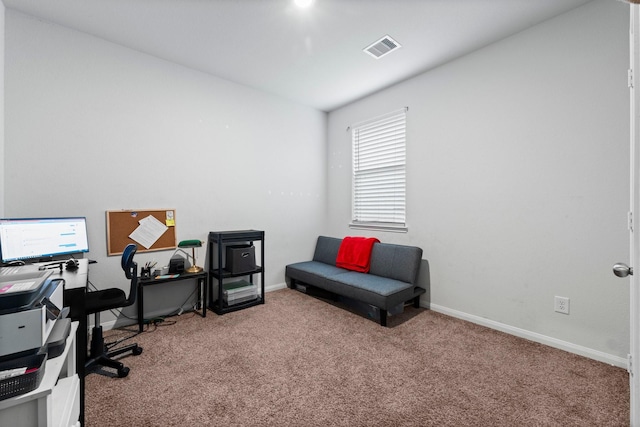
[0,217,89,263]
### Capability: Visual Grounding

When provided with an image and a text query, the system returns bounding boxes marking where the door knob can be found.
[613,263,633,277]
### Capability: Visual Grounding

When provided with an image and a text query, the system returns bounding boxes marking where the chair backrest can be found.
[121,243,139,307]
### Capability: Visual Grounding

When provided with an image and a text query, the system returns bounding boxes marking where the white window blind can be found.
[351,108,406,229]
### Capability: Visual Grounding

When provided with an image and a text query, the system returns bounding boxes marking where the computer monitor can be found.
[0,217,90,264]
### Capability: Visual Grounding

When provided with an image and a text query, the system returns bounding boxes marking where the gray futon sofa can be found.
[285,236,425,326]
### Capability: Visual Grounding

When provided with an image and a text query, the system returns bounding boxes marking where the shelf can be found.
[210,266,263,280]
[207,230,265,316]
[208,230,264,243]
[210,295,264,315]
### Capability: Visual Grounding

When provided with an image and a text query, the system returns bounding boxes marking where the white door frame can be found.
[629,5,640,425]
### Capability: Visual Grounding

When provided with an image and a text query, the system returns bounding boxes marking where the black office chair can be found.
[85,244,143,378]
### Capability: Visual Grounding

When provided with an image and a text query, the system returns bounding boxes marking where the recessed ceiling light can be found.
[294,0,314,8]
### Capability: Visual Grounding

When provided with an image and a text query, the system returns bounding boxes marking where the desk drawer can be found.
[52,374,80,427]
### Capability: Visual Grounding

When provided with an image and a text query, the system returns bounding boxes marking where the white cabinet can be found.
[0,322,80,427]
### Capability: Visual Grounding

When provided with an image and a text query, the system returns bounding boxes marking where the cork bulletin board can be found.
[106,209,177,256]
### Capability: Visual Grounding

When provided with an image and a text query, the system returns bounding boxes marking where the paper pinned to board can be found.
[165,210,175,226]
[129,215,168,249]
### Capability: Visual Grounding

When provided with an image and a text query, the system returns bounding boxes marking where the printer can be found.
[0,268,63,359]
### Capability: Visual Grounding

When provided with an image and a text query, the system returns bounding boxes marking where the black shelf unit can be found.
[207,230,265,315]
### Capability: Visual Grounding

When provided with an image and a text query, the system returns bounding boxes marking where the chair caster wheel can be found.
[117,367,130,378]
[133,346,143,356]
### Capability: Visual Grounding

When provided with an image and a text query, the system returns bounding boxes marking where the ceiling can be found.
[3,0,594,112]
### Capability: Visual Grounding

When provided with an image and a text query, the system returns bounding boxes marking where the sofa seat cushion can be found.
[285,261,348,287]
[326,272,414,310]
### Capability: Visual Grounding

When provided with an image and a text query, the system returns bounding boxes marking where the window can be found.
[350,108,407,231]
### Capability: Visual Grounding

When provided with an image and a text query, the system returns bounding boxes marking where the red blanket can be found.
[336,236,380,273]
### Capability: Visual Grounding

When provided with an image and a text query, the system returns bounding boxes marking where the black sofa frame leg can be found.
[380,309,388,327]
[413,295,421,308]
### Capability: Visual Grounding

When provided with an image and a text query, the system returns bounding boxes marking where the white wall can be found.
[327,0,630,364]
[4,10,327,322]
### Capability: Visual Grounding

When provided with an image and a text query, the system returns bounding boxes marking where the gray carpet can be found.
[85,288,629,426]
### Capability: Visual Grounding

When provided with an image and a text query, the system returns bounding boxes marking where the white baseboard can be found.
[99,319,117,331]
[427,303,628,369]
[266,282,287,293]
[100,282,288,331]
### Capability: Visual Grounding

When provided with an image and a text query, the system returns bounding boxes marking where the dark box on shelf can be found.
[225,245,256,274]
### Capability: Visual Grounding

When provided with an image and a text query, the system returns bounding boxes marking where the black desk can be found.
[137,271,208,332]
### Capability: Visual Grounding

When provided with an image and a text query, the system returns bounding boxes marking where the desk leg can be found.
[138,282,144,333]
[201,276,207,318]
[78,314,87,424]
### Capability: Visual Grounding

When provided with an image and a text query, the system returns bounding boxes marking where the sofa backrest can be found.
[313,236,423,284]
[369,243,422,285]
[313,236,342,264]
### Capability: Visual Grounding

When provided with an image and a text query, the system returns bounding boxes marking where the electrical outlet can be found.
[554,296,570,314]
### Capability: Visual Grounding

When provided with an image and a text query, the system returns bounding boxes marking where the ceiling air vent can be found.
[363,35,401,59]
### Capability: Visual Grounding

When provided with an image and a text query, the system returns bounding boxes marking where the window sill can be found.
[348,223,408,233]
